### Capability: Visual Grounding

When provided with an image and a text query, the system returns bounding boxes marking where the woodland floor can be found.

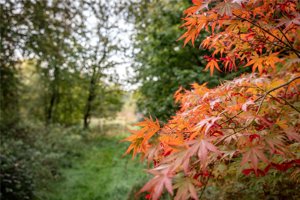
[33,100,151,200]
[36,129,148,200]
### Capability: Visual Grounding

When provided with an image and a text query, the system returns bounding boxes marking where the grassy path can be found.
[40,134,148,200]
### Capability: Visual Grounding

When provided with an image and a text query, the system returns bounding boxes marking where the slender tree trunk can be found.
[83,67,97,129]
[46,65,59,125]
[46,90,56,125]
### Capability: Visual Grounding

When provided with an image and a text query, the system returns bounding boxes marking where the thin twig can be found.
[215,131,237,145]
[233,14,300,58]
[278,27,296,53]
[219,110,243,126]
[221,76,300,125]
[199,176,210,199]
[199,166,214,199]
[268,93,300,113]
[216,77,300,146]
[256,93,268,115]
[256,76,300,114]
[219,93,264,126]
[217,118,255,145]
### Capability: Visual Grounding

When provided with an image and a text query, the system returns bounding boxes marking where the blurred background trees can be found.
[0,0,125,129]
[1,0,126,199]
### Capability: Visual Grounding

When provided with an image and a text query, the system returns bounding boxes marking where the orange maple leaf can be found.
[245,54,265,74]
[204,59,222,76]
[123,117,160,158]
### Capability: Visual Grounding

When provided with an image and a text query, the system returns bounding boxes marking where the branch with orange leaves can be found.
[216,76,300,145]
[222,76,300,123]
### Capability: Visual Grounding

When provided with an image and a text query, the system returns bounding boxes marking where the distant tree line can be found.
[0,0,127,130]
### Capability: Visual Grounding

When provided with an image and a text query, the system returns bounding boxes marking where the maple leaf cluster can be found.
[179,0,300,75]
[124,0,300,199]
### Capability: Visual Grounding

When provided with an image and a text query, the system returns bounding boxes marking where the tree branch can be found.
[278,27,298,55]
[268,93,300,114]
[256,76,300,114]
[233,14,300,58]
[219,76,300,126]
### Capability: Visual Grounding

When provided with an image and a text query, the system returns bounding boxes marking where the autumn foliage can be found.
[124,0,300,199]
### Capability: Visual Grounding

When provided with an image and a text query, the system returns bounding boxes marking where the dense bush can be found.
[0,122,84,199]
[0,154,33,200]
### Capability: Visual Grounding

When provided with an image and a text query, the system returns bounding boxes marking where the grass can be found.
[36,129,149,200]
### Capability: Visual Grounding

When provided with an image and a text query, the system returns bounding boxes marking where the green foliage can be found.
[0,154,33,200]
[19,61,124,126]
[1,0,77,126]
[0,122,84,199]
[0,66,20,127]
[37,134,149,200]
[1,0,125,128]
[131,0,247,121]
[50,70,88,125]
[0,120,150,200]
[3,123,147,200]
[0,1,128,197]
[202,172,300,199]
[1,0,134,199]
[91,85,124,119]
[20,61,83,125]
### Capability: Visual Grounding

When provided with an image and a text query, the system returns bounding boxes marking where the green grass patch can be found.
[36,134,149,200]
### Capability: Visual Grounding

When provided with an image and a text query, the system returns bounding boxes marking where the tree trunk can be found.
[46,65,59,125]
[83,67,97,129]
